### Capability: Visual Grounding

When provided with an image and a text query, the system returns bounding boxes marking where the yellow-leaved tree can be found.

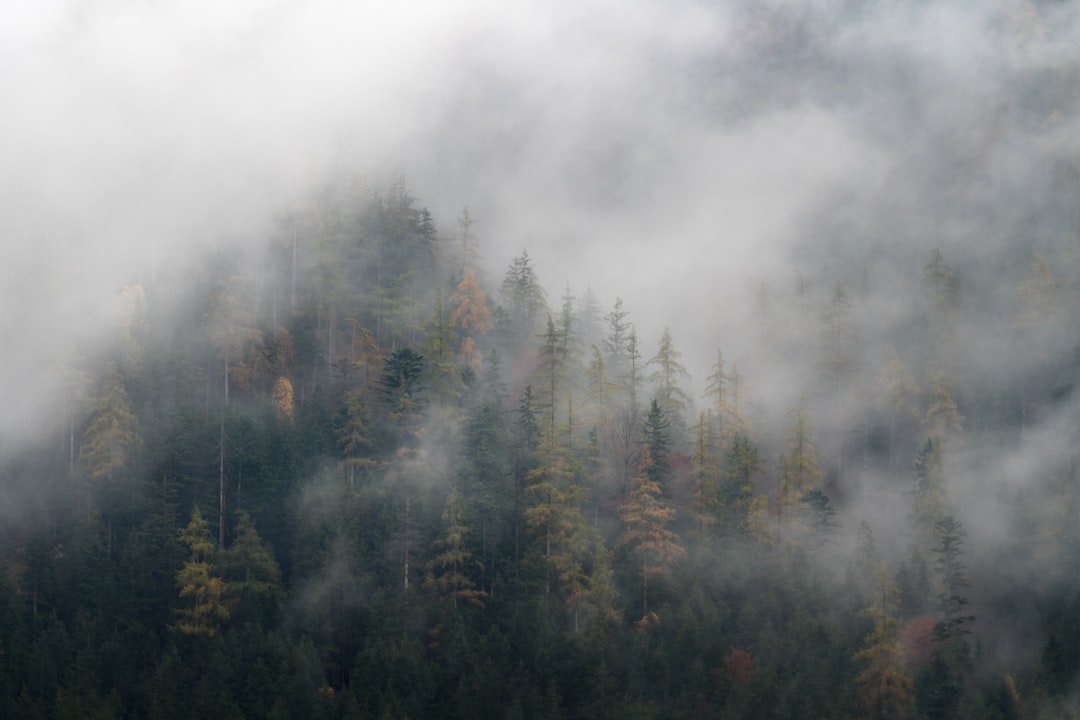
[852,526,914,720]
[450,271,492,369]
[174,507,230,637]
[620,446,685,620]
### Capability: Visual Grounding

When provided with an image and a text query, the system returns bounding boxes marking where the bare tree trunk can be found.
[219,405,226,548]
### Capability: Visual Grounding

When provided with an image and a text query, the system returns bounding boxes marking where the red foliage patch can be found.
[723,646,754,686]
[900,615,939,669]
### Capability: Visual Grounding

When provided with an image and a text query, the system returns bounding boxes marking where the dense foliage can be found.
[3,175,1080,719]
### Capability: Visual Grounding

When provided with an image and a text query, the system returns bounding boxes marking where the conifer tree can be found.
[426,486,486,608]
[777,397,824,544]
[852,560,915,720]
[450,271,493,368]
[720,433,767,540]
[822,282,857,401]
[498,251,547,349]
[690,410,723,539]
[220,511,283,627]
[524,431,589,604]
[924,372,964,448]
[877,352,921,471]
[642,399,672,490]
[82,361,139,488]
[174,507,230,637]
[647,327,691,443]
[911,438,948,546]
[620,446,684,618]
[424,297,464,407]
[932,515,974,641]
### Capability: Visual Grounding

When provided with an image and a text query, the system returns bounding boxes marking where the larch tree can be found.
[689,410,723,540]
[425,485,487,608]
[705,350,750,451]
[174,507,230,637]
[524,431,588,601]
[424,297,464,407]
[852,558,915,720]
[777,397,824,544]
[271,376,295,423]
[82,361,139,489]
[620,445,685,619]
[450,271,493,369]
[338,321,380,491]
[81,361,140,543]
[924,372,964,449]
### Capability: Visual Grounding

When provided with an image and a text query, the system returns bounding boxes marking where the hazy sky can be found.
[1,0,1077,448]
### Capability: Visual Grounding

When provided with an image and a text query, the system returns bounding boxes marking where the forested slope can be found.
[2,172,1080,719]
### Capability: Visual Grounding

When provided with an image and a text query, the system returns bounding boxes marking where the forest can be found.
[1,169,1079,719]
[3,0,1080,718]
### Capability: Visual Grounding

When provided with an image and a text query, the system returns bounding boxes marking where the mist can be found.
[1,0,1079,714]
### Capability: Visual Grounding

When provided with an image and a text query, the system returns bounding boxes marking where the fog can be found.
[2,0,1079,575]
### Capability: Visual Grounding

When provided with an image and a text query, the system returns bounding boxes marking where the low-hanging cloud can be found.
[1,1,1077,479]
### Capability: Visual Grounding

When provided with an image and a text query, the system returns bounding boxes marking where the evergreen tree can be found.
[720,433,767,540]
[877,351,921,471]
[220,511,283,627]
[777,398,825,546]
[647,327,691,443]
[932,515,974,641]
[911,438,948,545]
[642,399,672,491]
[924,372,964,448]
[498,251,547,350]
